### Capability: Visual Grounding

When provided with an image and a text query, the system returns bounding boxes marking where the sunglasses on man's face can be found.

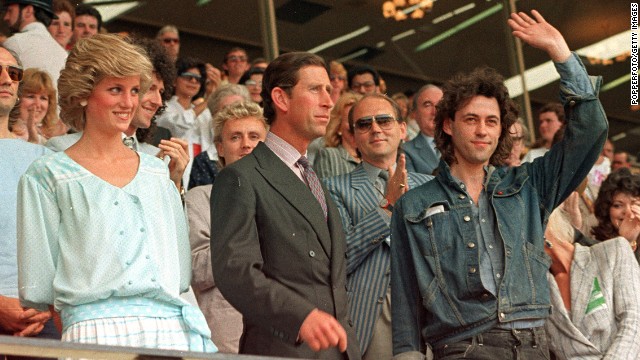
[354,114,397,133]
[0,64,23,82]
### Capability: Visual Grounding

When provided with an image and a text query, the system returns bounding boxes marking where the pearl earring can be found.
[80,100,87,107]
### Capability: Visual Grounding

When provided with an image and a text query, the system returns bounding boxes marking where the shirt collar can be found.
[264,131,304,168]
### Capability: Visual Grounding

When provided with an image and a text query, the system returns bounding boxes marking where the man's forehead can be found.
[355,97,392,115]
[0,48,18,65]
[76,15,98,24]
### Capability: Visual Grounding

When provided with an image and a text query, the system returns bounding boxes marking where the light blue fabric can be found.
[0,139,50,298]
[16,151,212,347]
[390,53,609,353]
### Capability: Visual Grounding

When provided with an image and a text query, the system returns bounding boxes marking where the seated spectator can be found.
[612,151,632,171]
[9,68,66,144]
[185,101,267,353]
[156,56,220,186]
[522,102,564,162]
[47,0,74,50]
[543,208,640,359]
[592,168,640,262]
[329,60,347,103]
[156,24,180,63]
[2,0,67,89]
[348,65,380,95]
[391,92,409,120]
[238,67,264,104]
[189,83,250,189]
[222,47,249,84]
[314,91,362,179]
[71,4,101,43]
[17,34,216,352]
[0,45,59,356]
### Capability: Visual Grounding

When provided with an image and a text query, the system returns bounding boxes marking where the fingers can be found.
[20,309,51,323]
[15,321,44,337]
[299,309,348,352]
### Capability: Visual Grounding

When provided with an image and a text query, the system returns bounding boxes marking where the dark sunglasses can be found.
[162,38,180,44]
[0,64,23,82]
[179,72,202,81]
[354,114,397,133]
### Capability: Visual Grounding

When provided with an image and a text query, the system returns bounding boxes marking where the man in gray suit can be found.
[325,94,432,359]
[403,84,443,175]
[210,52,360,359]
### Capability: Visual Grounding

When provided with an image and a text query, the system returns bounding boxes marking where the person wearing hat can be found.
[2,0,67,88]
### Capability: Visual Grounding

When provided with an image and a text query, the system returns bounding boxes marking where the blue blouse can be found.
[17,151,191,313]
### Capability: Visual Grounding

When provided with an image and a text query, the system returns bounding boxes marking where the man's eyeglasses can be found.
[227,55,247,63]
[179,72,202,82]
[354,114,397,133]
[162,38,180,44]
[0,64,23,82]
[351,81,376,91]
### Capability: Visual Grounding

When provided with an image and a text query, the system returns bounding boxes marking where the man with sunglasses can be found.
[211,52,360,359]
[0,46,60,356]
[222,47,250,85]
[390,11,608,360]
[324,94,432,360]
[157,24,180,63]
[2,0,67,90]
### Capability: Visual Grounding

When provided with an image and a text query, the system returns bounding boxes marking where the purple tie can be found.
[297,156,328,219]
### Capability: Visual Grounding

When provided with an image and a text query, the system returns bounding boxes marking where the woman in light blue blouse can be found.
[17,34,216,352]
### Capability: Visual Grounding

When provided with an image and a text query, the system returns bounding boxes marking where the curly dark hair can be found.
[127,36,176,144]
[592,168,640,240]
[434,66,519,167]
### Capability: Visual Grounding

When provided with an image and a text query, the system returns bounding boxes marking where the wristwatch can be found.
[379,197,393,211]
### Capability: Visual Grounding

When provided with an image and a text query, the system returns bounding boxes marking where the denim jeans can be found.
[433,327,550,360]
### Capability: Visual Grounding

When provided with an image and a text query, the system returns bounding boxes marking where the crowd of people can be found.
[1,1,639,360]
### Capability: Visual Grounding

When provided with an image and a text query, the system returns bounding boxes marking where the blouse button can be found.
[119,230,124,236]
[463,216,471,222]
[467,242,475,248]
[469,267,477,274]
[140,228,145,233]
[114,201,118,206]
[128,280,133,285]
[309,251,316,257]
[145,255,150,259]
[459,194,466,200]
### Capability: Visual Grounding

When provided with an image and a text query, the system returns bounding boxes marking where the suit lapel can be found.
[351,165,380,212]
[253,143,332,257]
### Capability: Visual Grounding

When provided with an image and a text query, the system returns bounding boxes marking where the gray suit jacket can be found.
[210,142,361,359]
[325,164,431,353]
[403,134,439,175]
[185,185,242,353]
[545,237,640,359]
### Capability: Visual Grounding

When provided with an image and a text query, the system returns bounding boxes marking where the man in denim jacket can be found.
[390,10,608,360]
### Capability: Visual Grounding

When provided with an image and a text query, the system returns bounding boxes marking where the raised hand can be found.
[507,10,571,62]
[157,137,190,190]
[385,153,409,206]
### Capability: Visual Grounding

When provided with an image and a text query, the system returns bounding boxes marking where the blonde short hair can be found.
[213,101,267,167]
[58,34,153,131]
[213,101,266,144]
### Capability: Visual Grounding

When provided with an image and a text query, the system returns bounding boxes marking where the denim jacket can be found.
[390,53,608,356]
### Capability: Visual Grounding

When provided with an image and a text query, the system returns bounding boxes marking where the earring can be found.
[80,100,87,107]
[544,239,553,249]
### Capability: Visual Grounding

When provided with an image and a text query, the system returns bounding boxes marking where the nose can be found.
[122,92,136,108]
[321,87,333,109]
[475,120,488,136]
